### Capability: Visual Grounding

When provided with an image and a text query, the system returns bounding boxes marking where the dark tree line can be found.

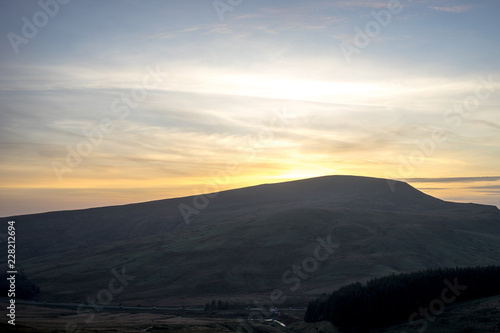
[204,299,230,311]
[305,265,500,331]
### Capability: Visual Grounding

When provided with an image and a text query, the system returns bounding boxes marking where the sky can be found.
[1,0,500,217]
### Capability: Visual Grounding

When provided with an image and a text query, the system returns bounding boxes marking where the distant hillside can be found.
[1,175,499,304]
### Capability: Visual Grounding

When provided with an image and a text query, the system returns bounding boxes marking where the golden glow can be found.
[1,64,499,217]
[214,74,388,102]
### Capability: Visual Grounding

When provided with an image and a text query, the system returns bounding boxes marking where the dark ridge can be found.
[0,175,498,257]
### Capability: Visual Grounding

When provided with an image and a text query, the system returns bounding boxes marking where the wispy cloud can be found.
[428,5,474,13]
[148,32,175,39]
[328,1,391,9]
[147,26,202,40]
[229,5,347,34]
[470,119,500,131]
[469,185,500,190]
[403,177,500,183]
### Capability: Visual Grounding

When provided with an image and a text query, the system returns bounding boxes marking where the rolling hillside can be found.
[1,175,499,304]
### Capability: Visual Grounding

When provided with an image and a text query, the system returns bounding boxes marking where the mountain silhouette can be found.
[1,175,499,303]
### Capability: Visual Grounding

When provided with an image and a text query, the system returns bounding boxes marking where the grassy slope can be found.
[0,175,472,257]
[1,176,499,303]
[372,295,500,333]
[15,204,500,304]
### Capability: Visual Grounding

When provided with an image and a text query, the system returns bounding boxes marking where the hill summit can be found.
[206,175,455,211]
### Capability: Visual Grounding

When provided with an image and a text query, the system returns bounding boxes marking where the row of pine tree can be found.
[305,265,500,330]
[204,299,230,310]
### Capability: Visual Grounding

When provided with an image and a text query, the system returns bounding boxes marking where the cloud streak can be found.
[403,177,500,183]
[428,5,474,13]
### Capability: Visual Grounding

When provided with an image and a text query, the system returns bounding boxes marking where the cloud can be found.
[470,119,500,130]
[469,185,500,190]
[403,177,500,183]
[148,32,175,39]
[428,5,474,13]
[219,3,349,35]
[146,26,202,40]
[327,1,390,9]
